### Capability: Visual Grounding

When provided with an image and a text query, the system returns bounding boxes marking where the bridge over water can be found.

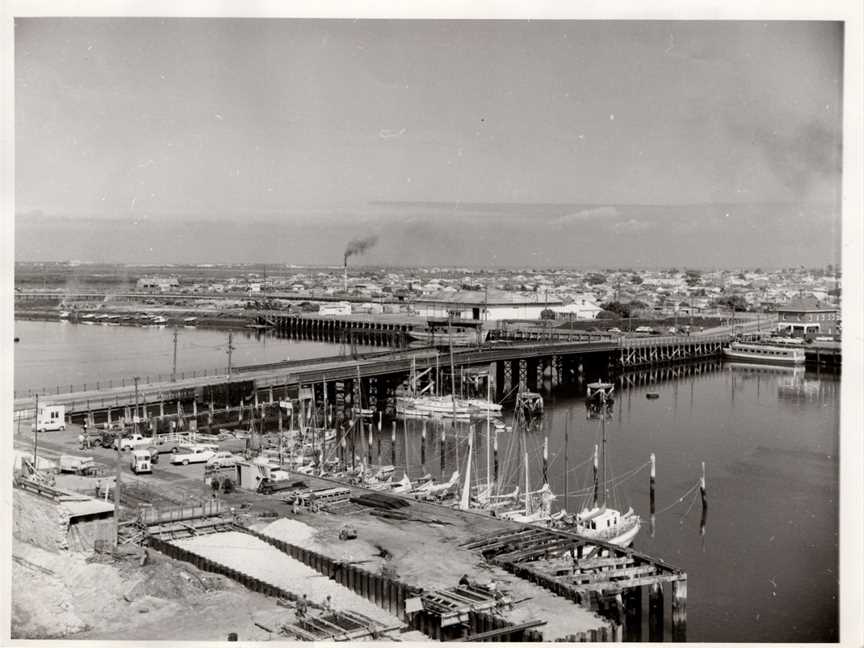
[14,334,736,423]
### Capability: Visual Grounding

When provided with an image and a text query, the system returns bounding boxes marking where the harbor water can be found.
[12,319,376,396]
[13,320,839,642]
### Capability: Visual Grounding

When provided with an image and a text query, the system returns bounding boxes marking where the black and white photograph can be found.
[2,2,862,645]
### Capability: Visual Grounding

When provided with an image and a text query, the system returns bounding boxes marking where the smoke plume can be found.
[343,235,378,265]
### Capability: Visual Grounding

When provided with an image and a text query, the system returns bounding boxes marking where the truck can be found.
[35,405,66,432]
[130,449,152,474]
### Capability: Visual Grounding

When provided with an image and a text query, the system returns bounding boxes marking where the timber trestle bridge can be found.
[15,333,739,422]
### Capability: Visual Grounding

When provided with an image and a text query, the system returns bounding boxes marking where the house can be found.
[775,298,840,337]
[136,275,180,292]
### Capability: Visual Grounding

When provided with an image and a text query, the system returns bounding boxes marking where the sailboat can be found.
[565,382,641,547]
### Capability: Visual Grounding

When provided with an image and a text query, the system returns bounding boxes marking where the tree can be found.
[715,295,748,312]
[596,310,621,320]
[586,273,606,285]
[540,308,557,320]
[601,301,631,318]
[684,270,702,286]
[630,275,644,285]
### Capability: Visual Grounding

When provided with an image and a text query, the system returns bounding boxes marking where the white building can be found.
[414,290,564,321]
[318,301,352,316]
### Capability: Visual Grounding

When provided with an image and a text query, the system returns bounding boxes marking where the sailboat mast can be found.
[460,424,473,509]
[601,391,608,509]
[564,415,569,515]
[486,379,491,492]
[523,416,530,513]
[448,314,457,413]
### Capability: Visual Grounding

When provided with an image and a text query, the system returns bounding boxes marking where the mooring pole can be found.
[377,412,382,467]
[440,424,446,474]
[700,461,708,536]
[421,420,426,467]
[391,420,396,466]
[593,443,599,508]
[367,420,373,467]
[650,452,657,537]
[493,428,499,488]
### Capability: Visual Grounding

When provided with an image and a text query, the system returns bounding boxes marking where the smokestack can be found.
[342,234,378,295]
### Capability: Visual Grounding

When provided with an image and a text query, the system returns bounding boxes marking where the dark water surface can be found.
[13,321,839,641]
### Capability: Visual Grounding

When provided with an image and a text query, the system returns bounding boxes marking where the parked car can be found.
[113,433,151,452]
[206,451,241,469]
[170,445,216,465]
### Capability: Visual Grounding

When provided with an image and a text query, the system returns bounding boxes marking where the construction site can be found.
[11,388,689,644]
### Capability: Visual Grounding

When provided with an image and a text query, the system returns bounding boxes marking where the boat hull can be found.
[722,349,804,365]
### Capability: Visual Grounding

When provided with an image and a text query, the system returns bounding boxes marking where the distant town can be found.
[15,261,842,323]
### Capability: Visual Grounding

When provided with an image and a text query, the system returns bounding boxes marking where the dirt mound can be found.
[11,538,243,639]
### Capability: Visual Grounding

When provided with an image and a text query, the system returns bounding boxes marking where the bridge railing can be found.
[620,333,733,348]
[14,347,432,402]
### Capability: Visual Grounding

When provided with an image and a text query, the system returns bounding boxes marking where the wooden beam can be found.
[569,565,659,584]
[460,619,548,641]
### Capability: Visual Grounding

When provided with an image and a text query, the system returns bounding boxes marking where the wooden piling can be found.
[624,586,643,642]
[391,421,396,466]
[440,424,447,473]
[671,578,687,641]
[648,582,664,642]
[650,452,656,537]
[421,420,426,467]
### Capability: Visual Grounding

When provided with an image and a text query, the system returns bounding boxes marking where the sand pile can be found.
[173,531,401,626]
[257,517,386,571]
[257,517,317,543]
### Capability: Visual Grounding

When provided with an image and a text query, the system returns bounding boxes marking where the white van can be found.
[35,405,66,432]
[130,449,152,474]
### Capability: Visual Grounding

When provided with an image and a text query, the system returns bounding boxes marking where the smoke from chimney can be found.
[343,235,378,266]
[343,234,378,293]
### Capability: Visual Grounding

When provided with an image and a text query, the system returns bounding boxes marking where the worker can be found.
[458,574,471,587]
[295,594,309,619]
[323,595,333,612]
[78,432,85,450]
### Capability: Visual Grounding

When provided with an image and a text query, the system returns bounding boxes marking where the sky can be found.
[14,19,843,267]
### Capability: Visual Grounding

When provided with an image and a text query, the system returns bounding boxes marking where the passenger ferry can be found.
[722,341,805,366]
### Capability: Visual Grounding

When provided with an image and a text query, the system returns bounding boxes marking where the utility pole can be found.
[33,394,39,469]
[171,327,178,382]
[133,376,140,435]
[226,332,235,377]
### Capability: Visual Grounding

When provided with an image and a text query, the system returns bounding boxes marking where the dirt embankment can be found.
[11,538,281,641]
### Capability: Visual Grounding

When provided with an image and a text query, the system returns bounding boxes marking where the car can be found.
[206,451,241,469]
[170,445,216,465]
[113,433,151,451]
[608,327,622,333]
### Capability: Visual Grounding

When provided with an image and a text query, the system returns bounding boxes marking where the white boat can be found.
[571,506,641,547]
[58,310,70,319]
[723,341,805,366]
[563,383,641,547]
